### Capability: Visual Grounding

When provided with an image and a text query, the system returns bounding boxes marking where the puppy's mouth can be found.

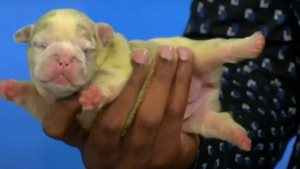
[50,75,72,86]
[38,75,78,87]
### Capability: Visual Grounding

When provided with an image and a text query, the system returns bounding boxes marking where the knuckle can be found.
[176,66,192,82]
[42,122,67,139]
[128,68,149,89]
[149,157,171,168]
[99,119,123,135]
[153,67,175,84]
[138,118,160,133]
[127,73,145,87]
[154,69,171,81]
[130,140,147,155]
[148,150,178,168]
[90,132,104,146]
[166,106,182,118]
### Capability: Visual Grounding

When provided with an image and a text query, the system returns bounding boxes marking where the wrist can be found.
[176,135,200,169]
[187,150,199,169]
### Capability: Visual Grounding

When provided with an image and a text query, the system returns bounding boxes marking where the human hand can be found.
[43,45,199,169]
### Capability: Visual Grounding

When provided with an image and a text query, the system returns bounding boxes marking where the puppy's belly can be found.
[184,75,210,119]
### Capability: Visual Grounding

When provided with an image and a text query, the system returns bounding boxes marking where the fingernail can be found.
[160,46,175,61]
[132,49,151,65]
[178,47,191,61]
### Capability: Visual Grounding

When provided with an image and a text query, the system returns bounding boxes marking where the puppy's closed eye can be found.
[83,47,96,56]
[32,41,47,50]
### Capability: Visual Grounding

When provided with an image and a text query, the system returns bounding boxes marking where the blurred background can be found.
[0,0,296,168]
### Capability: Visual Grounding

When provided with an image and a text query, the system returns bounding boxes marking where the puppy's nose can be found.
[57,50,74,67]
[57,57,72,67]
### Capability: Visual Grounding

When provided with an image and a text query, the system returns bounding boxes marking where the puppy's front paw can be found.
[79,85,103,111]
[0,79,21,101]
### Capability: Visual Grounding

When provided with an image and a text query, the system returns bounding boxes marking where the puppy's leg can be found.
[79,63,132,112]
[77,50,135,129]
[192,32,265,73]
[215,31,265,63]
[0,79,47,122]
[182,88,251,151]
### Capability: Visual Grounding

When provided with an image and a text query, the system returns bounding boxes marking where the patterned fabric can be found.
[184,0,300,168]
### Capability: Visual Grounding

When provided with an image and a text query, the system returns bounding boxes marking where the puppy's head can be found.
[14,9,114,98]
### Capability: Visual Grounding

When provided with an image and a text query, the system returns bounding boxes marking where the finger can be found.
[117,45,179,167]
[149,47,194,167]
[84,49,151,167]
[43,93,87,148]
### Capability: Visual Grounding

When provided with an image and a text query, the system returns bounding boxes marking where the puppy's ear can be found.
[95,23,114,47]
[13,24,34,43]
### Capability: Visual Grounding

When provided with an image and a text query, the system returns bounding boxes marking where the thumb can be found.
[54,92,82,113]
[43,93,83,140]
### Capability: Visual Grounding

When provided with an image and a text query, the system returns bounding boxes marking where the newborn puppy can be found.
[0,8,265,151]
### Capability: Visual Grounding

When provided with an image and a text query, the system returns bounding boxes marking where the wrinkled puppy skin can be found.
[0,8,265,151]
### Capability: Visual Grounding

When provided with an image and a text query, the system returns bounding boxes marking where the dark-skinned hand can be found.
[42,45,200,169]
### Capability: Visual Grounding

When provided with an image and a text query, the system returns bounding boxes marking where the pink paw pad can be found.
[232,128,252,151]
[251,32,266,56]
[0,80,20,101]
[79,85,103,111]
